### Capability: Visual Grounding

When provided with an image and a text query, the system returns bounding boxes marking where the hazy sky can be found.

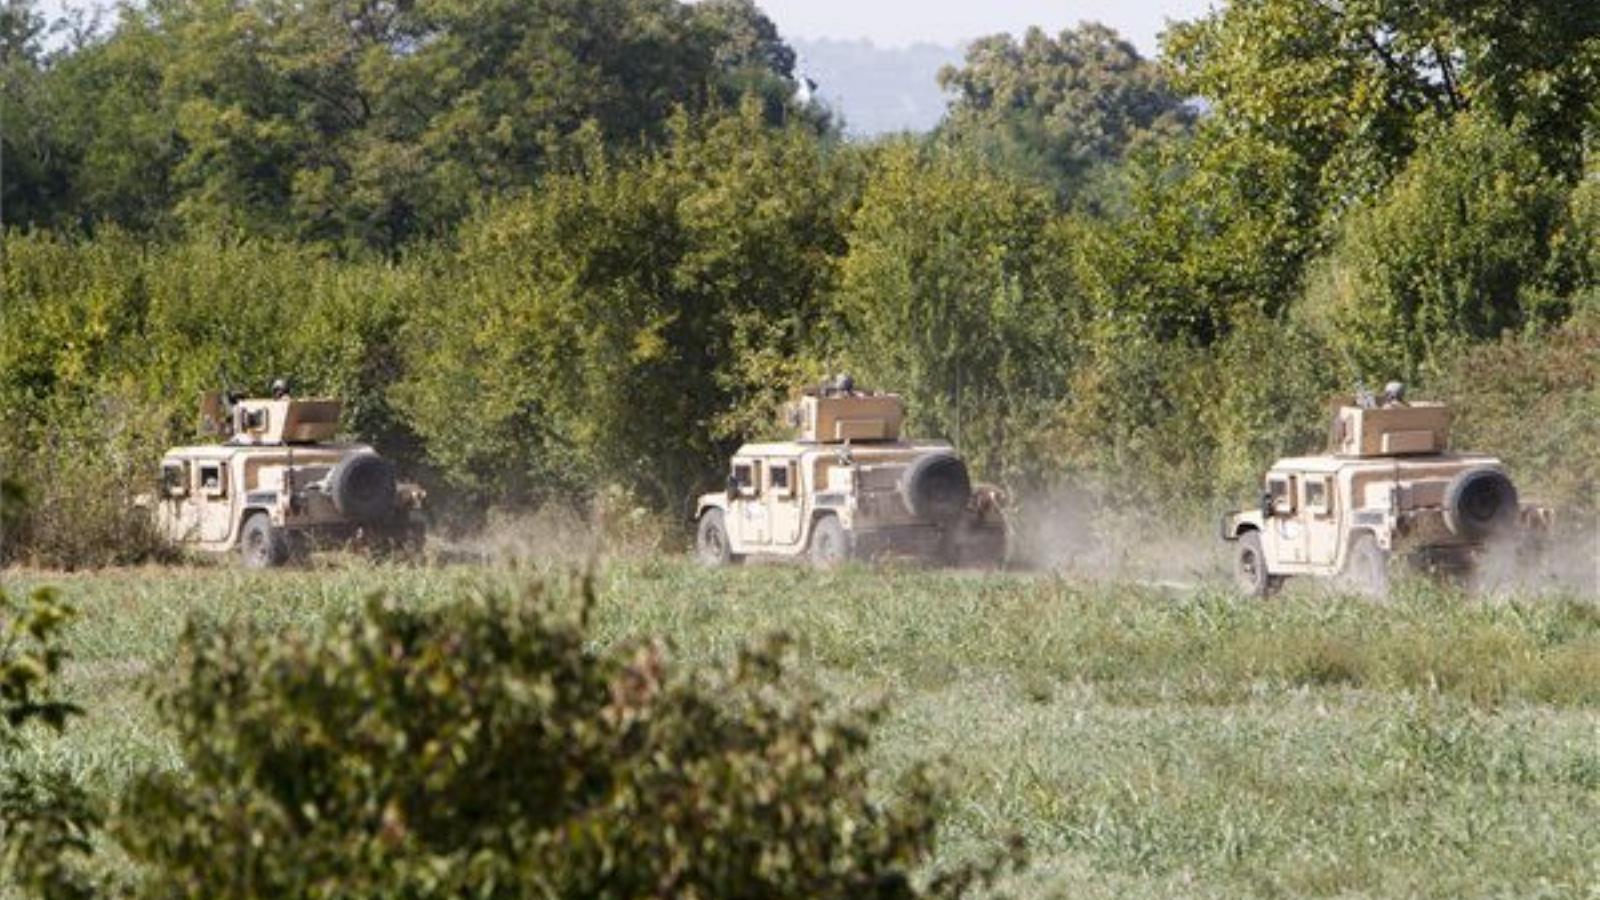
[752,0,1217,54]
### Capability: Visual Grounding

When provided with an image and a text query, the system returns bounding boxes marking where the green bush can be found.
[113,580,1010,898]
[0,586,99,900]
[1305,113,1577,380]
[0,229,425,565]
[1434,306,1600,518]
[832,143,1075,485]
[396,104,851,510]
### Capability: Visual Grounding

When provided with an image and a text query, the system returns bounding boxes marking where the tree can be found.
[395,103,852,510]
[937,23,1192,200]
[1,0,80,231]
[1165,0,1600,201]
[2,0,816,250]
[831,143,1075,484]
[1303,113,1576,380]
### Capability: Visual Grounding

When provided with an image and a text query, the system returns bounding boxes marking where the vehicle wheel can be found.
[696,509,738,567]
[1233,531,1273,597]
[809,515,851,568]
[1342,532,1389,597]
[239,513,289,569]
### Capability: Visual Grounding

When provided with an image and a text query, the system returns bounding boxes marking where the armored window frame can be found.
[1304,477,1331,516]
[731,461,759,498]
[161,461,190,498]
[768,462,794,497]
[198,462,227,498]
[1268,475,1295,515]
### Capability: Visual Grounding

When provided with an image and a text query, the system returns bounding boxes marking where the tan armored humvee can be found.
[694,381,1007,567]
[150,389,425,568]
[1221,385,1551,595]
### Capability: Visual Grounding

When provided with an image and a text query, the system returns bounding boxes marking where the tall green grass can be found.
[4,561,1597,898]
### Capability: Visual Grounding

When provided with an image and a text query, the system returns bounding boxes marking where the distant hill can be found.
[791,37,965,137]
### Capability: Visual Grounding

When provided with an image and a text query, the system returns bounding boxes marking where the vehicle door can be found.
[195,457,234,543]
[158,459,201,541]
[1300,474,1339,568]
[765,458,803,547]
[1262,473,1308,565]
[730,459,768,545]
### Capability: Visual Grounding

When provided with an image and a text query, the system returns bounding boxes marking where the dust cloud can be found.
[1474,522,1600,597]
[1004,484,1227,586]
[1003,483,1598,597]
[429,501,678,568]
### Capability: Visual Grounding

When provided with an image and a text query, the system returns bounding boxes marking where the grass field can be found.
[5,559,1598,898]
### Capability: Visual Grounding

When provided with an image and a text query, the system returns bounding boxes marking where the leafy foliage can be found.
[115,580,1010,898]
[1,0,818,250]
[937,24,1192,199]
[4,2,1600,564]
[1167,0,1600,194]
[0,229,426,565]
[831,143,1074,484]
[0,587,100,900]
[1304,113,1578,379]
[397,103,851,509]
[1434,306,1600,519]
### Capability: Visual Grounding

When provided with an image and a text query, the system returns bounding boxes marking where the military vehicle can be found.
[694,379,1007,568]
[149,386,425,568]
[1221,384,1552,596]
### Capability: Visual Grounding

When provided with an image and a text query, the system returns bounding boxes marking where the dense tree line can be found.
[2,0,1597,565]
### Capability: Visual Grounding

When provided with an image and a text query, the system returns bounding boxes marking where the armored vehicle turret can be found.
[1220,385,1551,595]
[149,388,425,567]
[693,379,1007,568]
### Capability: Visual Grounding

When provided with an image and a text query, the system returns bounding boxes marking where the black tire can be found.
[328,453,397,524]
[239,513,289,569]
[1342,532,1389,597]
[696,509,737,567]
[1443,467,1518,540]
[900,453,972,522]
[1234,530,1272,597]
[809,515,851,568]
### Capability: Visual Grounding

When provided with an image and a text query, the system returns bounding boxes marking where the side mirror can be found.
[1260,491,1274,520]
[727,474,740,499]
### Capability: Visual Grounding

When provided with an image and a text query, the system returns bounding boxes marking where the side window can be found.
[731,462,760,497]
[768,462,791,496]
[198,463,226,497]
[1268,476,1295,515]
[1305,477,1331,515]
[161,461,190,498]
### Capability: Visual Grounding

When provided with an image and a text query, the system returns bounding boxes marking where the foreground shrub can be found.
[115,580,1006,898]
[0,587,99,900]
[1434,305,1600,518]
